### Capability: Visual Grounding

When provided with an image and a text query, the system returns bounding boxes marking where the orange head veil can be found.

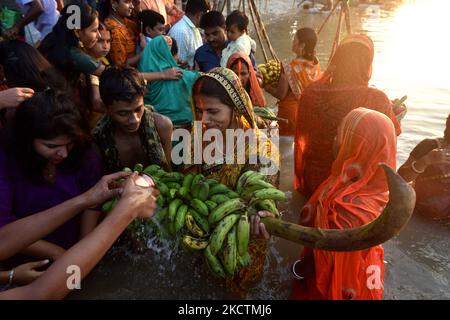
[322,34,374,87]
[300,107,397,229]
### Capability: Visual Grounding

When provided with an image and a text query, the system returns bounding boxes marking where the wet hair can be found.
[226,10,249,32]
[0,40,66,92]
[99,65,147,106]
[295,27,317,61]
[139,10,165,32]
[200,10,226,29]
[39,0,98,72]
[185,0,210,16]
[9,90,91,180]
[193,76,234,110]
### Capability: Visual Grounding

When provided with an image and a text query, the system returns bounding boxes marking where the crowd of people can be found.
[0,0,448,300]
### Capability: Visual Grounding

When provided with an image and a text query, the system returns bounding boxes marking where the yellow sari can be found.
[185,67,280,296]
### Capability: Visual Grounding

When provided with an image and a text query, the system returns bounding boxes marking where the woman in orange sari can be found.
[264,28,321,136]
[290,107,397,300]
[294,34,401,198]
[227,52,266,108]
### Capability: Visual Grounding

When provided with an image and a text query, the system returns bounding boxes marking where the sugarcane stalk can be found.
[249,0,280,62]
[248,0,269,63]
[261,165,416,252]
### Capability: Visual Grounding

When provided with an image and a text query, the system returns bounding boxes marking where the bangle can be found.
[8,269,15,286]
[292,259,305,280]
[411,161,425,174]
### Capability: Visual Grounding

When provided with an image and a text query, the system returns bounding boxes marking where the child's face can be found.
[146,23,165,39]
[91,30,111,58]
[226,24,244,42]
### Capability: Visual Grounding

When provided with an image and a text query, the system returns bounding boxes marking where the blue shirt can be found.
[194,41,257,72]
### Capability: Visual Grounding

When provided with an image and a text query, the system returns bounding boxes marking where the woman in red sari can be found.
[227,52,266,108]
[294,34,401,198]
[291,107,397,300]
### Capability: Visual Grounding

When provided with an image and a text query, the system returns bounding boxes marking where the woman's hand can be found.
[424,148,450,166]
[250,211,275,240]
[0,88,35,109]
[162,68,183,80]
[83,171,132,208]
[12,260,50,286]
[120,173,159,219]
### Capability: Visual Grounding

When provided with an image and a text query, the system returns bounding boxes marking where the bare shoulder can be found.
[153,113,173,135]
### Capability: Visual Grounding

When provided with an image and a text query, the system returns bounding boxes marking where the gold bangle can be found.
[411,161,425,174]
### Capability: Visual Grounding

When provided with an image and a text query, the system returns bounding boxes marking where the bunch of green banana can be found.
[258,60,281,86]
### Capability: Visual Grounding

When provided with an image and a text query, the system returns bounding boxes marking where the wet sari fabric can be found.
[292,108,397,300]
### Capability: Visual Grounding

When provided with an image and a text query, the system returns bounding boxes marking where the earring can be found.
[78,40,84,48]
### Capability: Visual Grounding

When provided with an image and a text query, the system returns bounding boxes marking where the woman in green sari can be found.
[138,36,200,128]
[185,67,280,297]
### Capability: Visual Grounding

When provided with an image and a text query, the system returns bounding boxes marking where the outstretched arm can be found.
[0,173,158,300]
[0,171,130,261]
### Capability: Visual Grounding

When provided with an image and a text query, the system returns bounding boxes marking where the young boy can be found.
[220,10,257,67]
[138,9,166,46]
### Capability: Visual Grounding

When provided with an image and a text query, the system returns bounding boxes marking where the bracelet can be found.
[411,161,425,174]
[8,269,14,286]
[292,259,305,280]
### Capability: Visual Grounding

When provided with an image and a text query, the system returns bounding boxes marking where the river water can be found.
[69,0,449,300]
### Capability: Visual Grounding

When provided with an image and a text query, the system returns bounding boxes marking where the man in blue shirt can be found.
[194,10,256,72]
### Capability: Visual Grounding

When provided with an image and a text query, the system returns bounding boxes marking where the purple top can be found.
[0,146,102,249]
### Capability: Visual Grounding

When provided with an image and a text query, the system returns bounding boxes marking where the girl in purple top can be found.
[0,90,102,263]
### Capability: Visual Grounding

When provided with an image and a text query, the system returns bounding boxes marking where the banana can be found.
[209,213,240,255]
[166,182,181,190]
[204,246,226,278]
[191,174,205,188]
[250,188,287,203]
[101,199,114,213]
[133,163,144,173]
[182,173,195,190]
[221,225,237,275]
[152,169,166,179]
[243,171,265,188]
[156,194,165,207]
[189,209,210,233]
[191,181,209,201]
[168,198,183,222]
[197,182,210,201]
[190,199,209,217]
[208,199,246,225]
[154,207,168,222]
[185,213,205,238]
[157,182,169,196]
[178,186,191,200]
[183,235,208,250]
[208,184,230,196]
[209,194,230,204]
[206,179,219,187]
[240,184,266,200]
[236,170,256,194]
[174,204,188,233]
[143,164,161,175]
[122,167,133,173]
[205,200,218,211]
[237,252,252,268]
[161,172,184,183]
[254,199,280,217]
[236,214,250,256]
[225,190,240,199]
[246,179,275,189]
[169,188,178,200]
